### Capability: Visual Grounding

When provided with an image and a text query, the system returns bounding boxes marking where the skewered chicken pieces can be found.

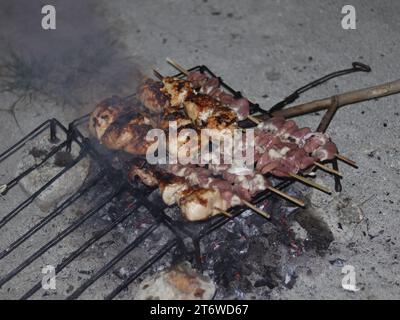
[88,96,127,139]
[160,77,193,107]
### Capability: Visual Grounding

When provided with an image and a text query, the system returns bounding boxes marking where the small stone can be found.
[135,262,215,300]
[17,136,90,212]
[329,258,346,267]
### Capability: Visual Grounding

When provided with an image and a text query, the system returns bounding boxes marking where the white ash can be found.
[16,136,90,211]
[290,221,308,241]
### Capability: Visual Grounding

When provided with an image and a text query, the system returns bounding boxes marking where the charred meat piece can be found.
[88,96,127,140]
[184,94,220,125]
[138,78,171,113]
[188,73,250,120]
[100,111,156,155]
[101,123,152,153]
[158,111,193,130]
[161,77,193,107]
[206,106,238,130]
[128,165,159,187]
[183,94,237,129]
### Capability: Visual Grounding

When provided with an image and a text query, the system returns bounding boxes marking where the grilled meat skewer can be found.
[89,97,336,181]
[137,79,171,114]
[165,58,251,120]
[128,165,245,221]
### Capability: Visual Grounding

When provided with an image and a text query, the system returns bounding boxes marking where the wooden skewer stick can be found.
[166,58,264,126]
[215,207,233,218]
[166,57,189,76]
[335,153,358,168]
[267,186,305,207]
[153,69,164,80]
[247,114,262,124]
[242,200,270,219]
[289,173,331,194]
[313,162,343,177]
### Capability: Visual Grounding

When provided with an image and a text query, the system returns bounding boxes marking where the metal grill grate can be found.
[0,65,347,299]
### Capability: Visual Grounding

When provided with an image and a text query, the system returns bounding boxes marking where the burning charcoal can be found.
[241,222,261,238]
[66,285,74,294]
[100,214,112,222]
[78,270,94,276]
[29,147,48,160]
[222,220,237,233]
[111,156,124,170]
[54,151,75,167]
[283,268,297,289]
[117,223,126,233]
[254,276,277,289]
[97,240,115,249]
[295,206,334,254]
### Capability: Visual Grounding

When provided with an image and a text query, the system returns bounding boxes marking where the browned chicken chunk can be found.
[138,78,171,114]
[88,96,127,139]
[160,77,193,107]
[183,94,237,129]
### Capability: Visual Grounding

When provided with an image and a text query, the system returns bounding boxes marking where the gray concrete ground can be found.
[0,0,399,299]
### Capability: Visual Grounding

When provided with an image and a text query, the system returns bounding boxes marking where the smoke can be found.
[0,0,141,108]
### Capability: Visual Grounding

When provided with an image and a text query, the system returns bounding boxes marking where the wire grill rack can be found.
[0,64,344,299]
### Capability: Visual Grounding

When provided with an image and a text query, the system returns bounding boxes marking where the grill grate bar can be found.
[0,186,125,289]
[105,240,177,300]
[137,195,198,240]
[67,222,161,300]
[0,151,86,231]
[0,120,53,163]
[0,171,106,261]
[2,140,69,193]
[19,195,146,300]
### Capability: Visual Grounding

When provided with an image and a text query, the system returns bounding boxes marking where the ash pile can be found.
[197,184,306,299]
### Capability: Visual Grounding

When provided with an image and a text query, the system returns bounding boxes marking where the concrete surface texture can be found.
[0,0,399,299]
